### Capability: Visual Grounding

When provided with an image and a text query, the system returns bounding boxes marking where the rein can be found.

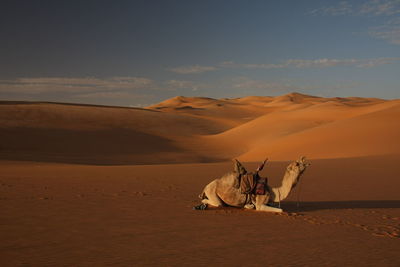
[278,189,281,209]
[295,172,305,212]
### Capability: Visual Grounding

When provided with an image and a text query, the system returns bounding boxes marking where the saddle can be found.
[233,159,268,196]
[239,173,267,195]
[240,173,256,194]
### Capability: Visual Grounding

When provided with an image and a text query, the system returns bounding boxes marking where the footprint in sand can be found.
[277,212,400,239]
[133,191,148,197]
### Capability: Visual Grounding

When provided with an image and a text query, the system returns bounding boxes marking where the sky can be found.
[0,0,399,106]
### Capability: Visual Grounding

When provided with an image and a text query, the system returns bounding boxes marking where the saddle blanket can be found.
[240,173,267,195]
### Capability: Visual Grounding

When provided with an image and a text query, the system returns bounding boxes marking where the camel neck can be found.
[270,169,300,202]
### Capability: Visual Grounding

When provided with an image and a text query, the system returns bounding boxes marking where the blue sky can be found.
[0,0,399,106]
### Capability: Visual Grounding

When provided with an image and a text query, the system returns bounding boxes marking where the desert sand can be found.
[1,92,399,266]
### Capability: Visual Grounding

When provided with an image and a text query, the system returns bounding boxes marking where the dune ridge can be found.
[0,92,398,164]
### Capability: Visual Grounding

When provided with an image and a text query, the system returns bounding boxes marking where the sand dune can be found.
[239,101,400,161]
[1,93,399,266]
[149,95,273,128]
[207,98,400,161]
[0,102,225,164]
[0,93,398,164]
[174,93,397,162]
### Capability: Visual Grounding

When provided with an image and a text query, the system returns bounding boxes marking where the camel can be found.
[195,156,310,213]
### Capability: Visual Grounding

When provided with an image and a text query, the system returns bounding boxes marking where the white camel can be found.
[196,156,310,212]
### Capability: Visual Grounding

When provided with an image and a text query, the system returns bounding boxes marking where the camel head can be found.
[295,156,310,174]
[282,156,310,190]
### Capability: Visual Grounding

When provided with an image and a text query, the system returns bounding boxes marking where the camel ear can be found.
[296,156,310,167]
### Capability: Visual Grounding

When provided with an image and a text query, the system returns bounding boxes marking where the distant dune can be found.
[0,92,398,164]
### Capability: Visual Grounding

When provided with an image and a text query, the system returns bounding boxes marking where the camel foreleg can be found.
[254,194,283,213]
[256,205,283,213]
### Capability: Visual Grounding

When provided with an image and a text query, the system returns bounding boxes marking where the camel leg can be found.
[256,205,283,213]
[255,194,283,213]
[244,204,255,209]
[201,180,223,207]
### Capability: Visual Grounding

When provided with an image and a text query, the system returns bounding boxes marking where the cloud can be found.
[307,1,400,45]
[105,77,154,88]
[308,1,353,16]
[220,57,400,70]
[356,56,400,67]
[286,58,400,68]
[308,0,400,16]
[368,18,400,44]
[232,78,301,92]
[360,0,400,16]
[168,65,217,74]
[167,57,400,76]
[0,76,155,94]
[76,91,144,99]
[166,80,195,89]
[284,58,357,68]
[165,80,203,91]
[230,77,366,98]
[220,61,285,69]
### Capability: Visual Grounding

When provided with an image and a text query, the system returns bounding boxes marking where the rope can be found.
[278,189,281,209]
[296,174,304,212]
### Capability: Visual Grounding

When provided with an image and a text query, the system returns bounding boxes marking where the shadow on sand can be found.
[281,200,400,212]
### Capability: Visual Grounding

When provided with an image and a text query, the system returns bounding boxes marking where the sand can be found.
[0,93,399,266]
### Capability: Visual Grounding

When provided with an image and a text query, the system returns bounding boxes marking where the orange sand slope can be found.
[1,156,399,266]
[0,92,399,164]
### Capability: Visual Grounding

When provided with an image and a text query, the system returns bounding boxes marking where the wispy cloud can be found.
[220,61,285,69]
[168,65,217,74]
[357,56,400,67]
[308,1,353,16]
[232,78,301,92]
[368,18,400,44]
[230,77,365,98]
[285,58,358,68]
[168,56,400,76]
[360,0,400,16]
[76,91,145,99]
[308,0,400,45]
[165,80,205,91]
[221,57,400,70]
[0,76,154,94]
[308,0,400,16]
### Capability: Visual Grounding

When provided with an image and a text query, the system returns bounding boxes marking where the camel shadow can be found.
[281,200,400,212]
